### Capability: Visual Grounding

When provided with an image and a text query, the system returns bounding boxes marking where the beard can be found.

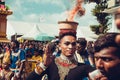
[107,63,120,80]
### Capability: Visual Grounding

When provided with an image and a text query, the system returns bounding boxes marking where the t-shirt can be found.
[10,49,25,69]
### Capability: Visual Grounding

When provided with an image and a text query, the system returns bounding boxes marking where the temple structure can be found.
[0,0,12,42]
[102,0,120,32]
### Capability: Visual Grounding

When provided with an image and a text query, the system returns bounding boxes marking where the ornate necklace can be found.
[55,54,77,80]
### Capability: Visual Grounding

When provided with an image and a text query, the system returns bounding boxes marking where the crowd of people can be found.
[0,40,51,79]
[0,2,120,80]
[0,32,120,80]
[0,35,94,80]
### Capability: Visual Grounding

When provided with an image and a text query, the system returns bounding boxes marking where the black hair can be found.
[11,40,20,48]
[39,50,44,56]
[34,48,39,52]
[94,33,120,58]
[77,38,87,46]
[59,32,76,41]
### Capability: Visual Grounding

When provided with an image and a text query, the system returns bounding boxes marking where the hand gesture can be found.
[43,43,55,67]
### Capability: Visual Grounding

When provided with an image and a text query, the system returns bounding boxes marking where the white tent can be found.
[18,24,55,41]
[7,21,98,41]
[7,22,16,40]
[7,21,59,37]
[20,24,41,40]
[37,23,59,36]
[7,21,35,35]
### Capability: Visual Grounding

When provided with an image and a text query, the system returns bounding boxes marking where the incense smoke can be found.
[67,0,85,21]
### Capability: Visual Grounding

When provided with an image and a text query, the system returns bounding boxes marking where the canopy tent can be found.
[8,21,98,42]
[34,33,54,41]
[18,24,54,41]
[7,21,35,35]
[20,24,41,40]
[7,22,16,40]
[7,21,35,40]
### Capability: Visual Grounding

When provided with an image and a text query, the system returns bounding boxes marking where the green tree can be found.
[86,0,111,34]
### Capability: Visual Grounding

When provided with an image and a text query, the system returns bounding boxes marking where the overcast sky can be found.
[6,0,98,26]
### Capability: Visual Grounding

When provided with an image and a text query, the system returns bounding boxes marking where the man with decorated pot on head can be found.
[26,20,94,80]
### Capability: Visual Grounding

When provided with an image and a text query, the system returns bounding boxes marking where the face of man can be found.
[10,42,16,49]
[94,47,120,79]
[59,35,76,57]
[76,43,86,53]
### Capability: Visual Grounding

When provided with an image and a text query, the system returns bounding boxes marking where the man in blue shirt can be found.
[10,40,26,79]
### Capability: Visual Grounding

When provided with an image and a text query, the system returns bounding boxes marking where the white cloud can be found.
[22,14,40,22]
[8,0,28,18]
[8,0,67,21]
[26,0,65,7]
[7,15,16,20]
[76,3,99,26]
[10,0,23,12]
[36,11,67,24]
[7,1,98,26]
[26,0,73,10]
[35,3,98,26]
